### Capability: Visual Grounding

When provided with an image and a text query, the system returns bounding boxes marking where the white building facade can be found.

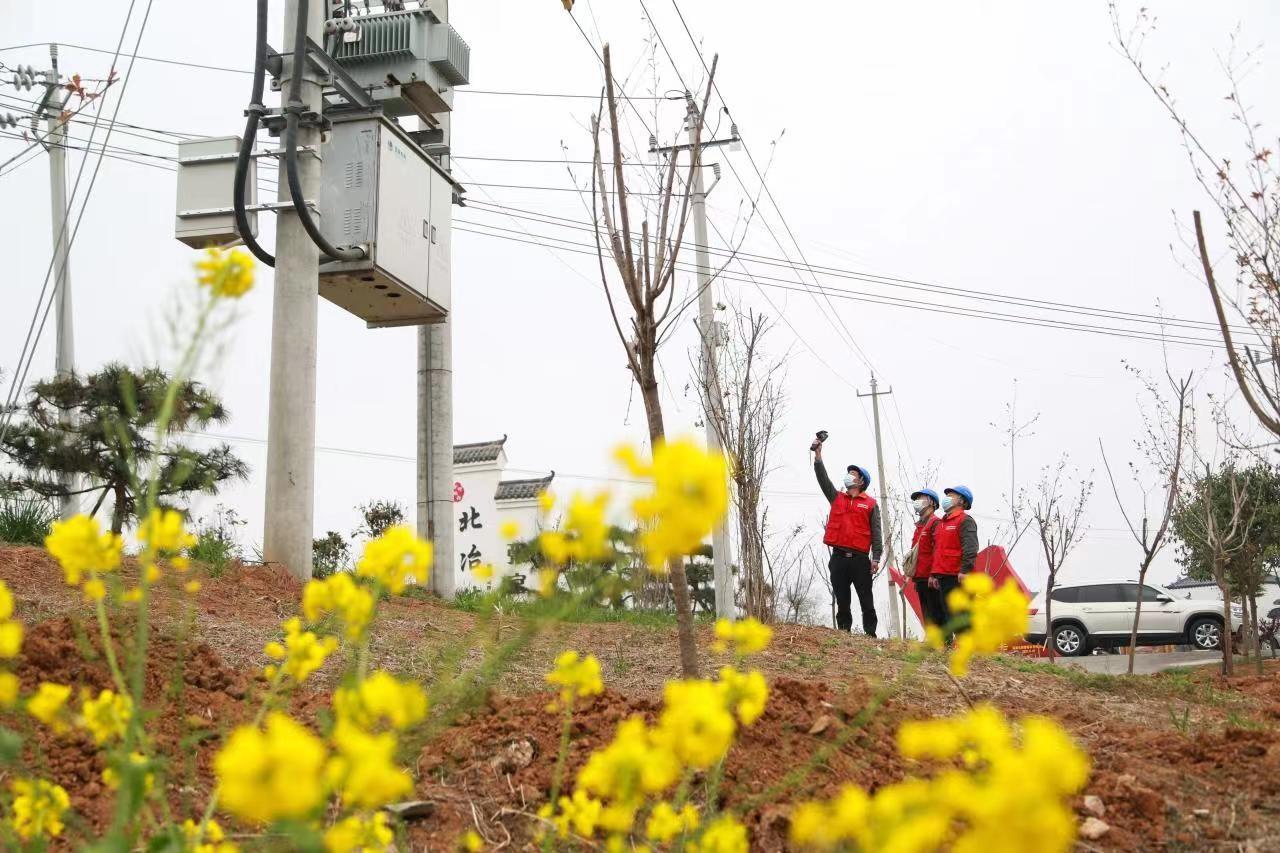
[451,436,552,593]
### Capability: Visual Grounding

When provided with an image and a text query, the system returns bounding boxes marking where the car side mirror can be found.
[1157,595,1173,604]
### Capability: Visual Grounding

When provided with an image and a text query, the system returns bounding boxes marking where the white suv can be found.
[1025,579,1244,657]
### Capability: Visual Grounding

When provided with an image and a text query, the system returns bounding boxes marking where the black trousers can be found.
[829,548,877,636]
[914,578,945,628]
[934,574,963,637]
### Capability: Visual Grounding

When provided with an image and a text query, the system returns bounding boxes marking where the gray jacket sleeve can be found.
[814,460,837,504]
[870,504,884,562]
[960,515,978,573]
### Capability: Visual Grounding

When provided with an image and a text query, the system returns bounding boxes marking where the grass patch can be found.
[0,496,56,545]
[450,589,687,628]
[992,655,1241,707]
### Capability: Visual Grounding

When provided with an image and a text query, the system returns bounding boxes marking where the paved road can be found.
[1055,650,1229,675]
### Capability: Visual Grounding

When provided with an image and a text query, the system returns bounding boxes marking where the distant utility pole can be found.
[263,0,323,580]
[654,98,740,620]
[858,375,901,639]
[27,44,78,519]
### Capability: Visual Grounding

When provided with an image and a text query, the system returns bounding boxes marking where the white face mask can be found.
[842,473,857,490]
[913,498,930,513]
[940,495,954,512]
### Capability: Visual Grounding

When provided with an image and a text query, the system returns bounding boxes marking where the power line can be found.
[1,0,157,445]
[0,41,252,75]
[452,221,1225,349]
[463,199,1249,336]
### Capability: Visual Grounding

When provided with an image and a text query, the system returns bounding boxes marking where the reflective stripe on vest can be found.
[823,492,876,552]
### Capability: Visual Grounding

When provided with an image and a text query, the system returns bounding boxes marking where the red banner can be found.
[889,546,1047,656]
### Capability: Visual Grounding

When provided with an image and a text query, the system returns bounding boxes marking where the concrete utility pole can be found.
[688,104,733,622]
[36,45,78,519]
[263,0,323,580]
[417,1,455,599]
[859,375,902,639]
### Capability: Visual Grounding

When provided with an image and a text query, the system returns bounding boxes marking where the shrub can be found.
[185,504,244,577]
[0,496,57,545]
[312,530,351,579]
[352,499,406,542]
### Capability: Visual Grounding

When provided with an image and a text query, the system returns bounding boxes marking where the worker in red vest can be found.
[811,438,883,636]
[933,485,978,632]
[909,488,944,628]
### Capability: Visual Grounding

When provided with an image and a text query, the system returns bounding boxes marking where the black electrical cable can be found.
[233,0,275,266]
[282,0,364,262]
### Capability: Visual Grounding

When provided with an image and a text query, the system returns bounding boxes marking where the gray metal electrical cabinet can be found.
[173,137,255,248]
[318,113,459,328]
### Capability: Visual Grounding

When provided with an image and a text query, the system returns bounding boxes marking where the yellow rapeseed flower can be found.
[577,716,681,806]
[26,682,72,734]
[711,617,773,656]
[82,578,106,602]
[214,712,328,824]
[196,246,255,299]
[654,679,736,769]
[792,705,1089,853]
[538,491,556,513]
[0,672,19,707]
[946,574,1030,676]
[617,440,729,570]
[137,508,197,554]
[323,811,394,853]
[538,493,612,566]
[717,667,768,726]
[263,617,339,682]
[459,829,485,851]
[356,526,432,594]
[646,801,700,843]
[546,650,604,705]
[302,572,375,642]
[181,818,239,853]
[45,514,122,586]
[544,789,603,839]
[537,566,560,598]
[0,580,23,657]
[9,778,70,840]
[688,815,749,853]
[326,721,413,810]
[473,562,495,582]
[102,751,154,795]
[122,586,143,604]
[79,688,132,744]
[499,520,520,540]
[333,670,428,731]
[185,580,202,594]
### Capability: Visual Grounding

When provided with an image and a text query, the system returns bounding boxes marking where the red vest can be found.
[932,509,968,575]
[823,492,877,553]
[911,516,940,579]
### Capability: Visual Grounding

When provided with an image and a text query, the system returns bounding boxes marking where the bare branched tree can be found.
[690,307,787,620]
[1032,457,1094,662]
[1099,367,1195,674]
[589,45,718,677]
[1112,5,1280,439]
[761,523,817,624]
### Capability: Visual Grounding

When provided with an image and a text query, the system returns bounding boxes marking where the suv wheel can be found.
[1188,617,1222,651]
[1053,623,1088,657]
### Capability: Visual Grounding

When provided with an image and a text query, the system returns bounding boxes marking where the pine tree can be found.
[0,363,248,534]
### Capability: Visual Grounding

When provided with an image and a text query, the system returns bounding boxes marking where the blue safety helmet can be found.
[944,485,974,509]
[910,488,940,508]
[845,464,872,489]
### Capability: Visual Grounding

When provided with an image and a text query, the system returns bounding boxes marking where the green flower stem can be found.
[548,696,576,807]
[704,759,726,816]
[92,589,128,695]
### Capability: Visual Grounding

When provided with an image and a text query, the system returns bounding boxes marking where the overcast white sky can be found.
[3,1,1278,621]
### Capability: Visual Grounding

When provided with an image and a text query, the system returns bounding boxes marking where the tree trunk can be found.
[1218,573,1235,677]
[638,377,700,678]
[1239,593,1251,663]
[109,482,128,535]
[1250,594,1263,675]
[1044,572,1056,663]
[1126,561,1151,675]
